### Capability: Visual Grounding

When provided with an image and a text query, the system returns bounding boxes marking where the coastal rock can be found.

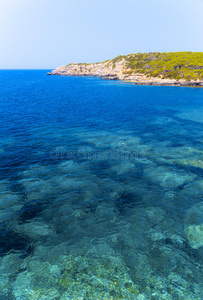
[48,53,203,87]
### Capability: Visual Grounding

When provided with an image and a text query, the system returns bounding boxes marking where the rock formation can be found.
[48,53,203,87]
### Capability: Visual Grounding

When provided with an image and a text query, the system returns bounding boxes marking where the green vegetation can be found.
[124,52,203,80]
[66,52,203,81]
[112,52,203,81]
[112,55,126,68]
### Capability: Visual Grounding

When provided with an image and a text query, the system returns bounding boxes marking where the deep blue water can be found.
[0,70,203,299]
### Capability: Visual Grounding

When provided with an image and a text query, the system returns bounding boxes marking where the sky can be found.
[0,0,203,69]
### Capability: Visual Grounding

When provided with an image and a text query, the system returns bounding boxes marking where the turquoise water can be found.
[0,70,203,299]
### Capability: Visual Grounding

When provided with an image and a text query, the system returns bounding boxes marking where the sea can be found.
[0,70,202,299]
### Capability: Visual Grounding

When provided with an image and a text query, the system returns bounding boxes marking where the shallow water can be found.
[0,70,203,299]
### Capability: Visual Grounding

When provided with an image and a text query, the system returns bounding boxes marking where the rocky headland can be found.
[48,52,203,87]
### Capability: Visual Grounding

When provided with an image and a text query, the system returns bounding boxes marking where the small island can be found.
[48,52,203,87]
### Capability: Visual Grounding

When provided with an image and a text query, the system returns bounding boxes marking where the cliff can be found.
[48,52,203,87]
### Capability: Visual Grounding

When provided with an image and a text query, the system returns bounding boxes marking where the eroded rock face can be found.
[48,59,203,86]
[48,59,127,79]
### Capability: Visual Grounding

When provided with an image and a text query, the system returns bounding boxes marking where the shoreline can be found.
[47,58,203,88]
[47,72,203,88]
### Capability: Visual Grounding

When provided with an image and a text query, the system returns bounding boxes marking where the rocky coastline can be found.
[48,59,203,87]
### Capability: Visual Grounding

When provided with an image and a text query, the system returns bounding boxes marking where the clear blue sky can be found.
[0,0,203,69]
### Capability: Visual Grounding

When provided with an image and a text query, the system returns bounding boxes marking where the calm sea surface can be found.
[0,70,203,299]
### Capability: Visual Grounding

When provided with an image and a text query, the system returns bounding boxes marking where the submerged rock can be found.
[185,224,203,249]
[59,252,140,299]
[12,244,144,299]
[185,202,203,249]
[14,221,55,239]
[110,161,135,175]
[0,253,23,297]
[185,202,203,225]
[143,166,194,188]
[0,192,22,222]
